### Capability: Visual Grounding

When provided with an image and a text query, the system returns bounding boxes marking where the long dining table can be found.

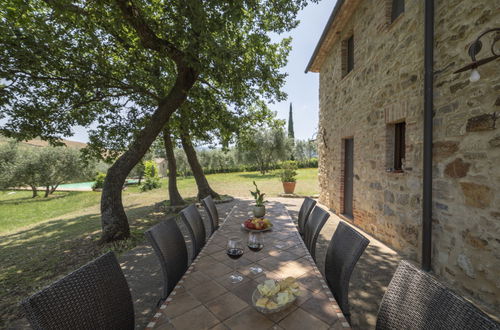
[146,200,351,330]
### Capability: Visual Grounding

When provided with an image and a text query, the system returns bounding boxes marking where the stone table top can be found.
[146,200,351,330]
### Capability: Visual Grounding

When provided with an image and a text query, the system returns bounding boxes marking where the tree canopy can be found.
[0,0,315,241]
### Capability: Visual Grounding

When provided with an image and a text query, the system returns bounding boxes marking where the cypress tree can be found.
[288,103,295,139]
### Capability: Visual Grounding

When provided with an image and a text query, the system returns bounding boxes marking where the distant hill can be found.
[0,135,87,149]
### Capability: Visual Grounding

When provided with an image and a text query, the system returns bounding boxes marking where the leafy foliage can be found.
[140,160,161,191]
[277,161,298,182]
[236,125,292,174]
[250,181,267,207]
[0,142,92,196]
[92,172,106,190]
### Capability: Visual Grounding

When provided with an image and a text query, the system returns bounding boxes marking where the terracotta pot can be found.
[253,205,266,218]
[282,182,296,194]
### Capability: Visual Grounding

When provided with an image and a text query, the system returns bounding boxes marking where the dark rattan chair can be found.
[376,260,500,330]
[303,206,330,260]
[325,221,369,323]
[145,218,188,300]
[180,204,207,260]
[297,197,317,236]
[201,195,219,235]
[21,252,134,330]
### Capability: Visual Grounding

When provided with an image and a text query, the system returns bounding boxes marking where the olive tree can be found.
[1,0,314,241]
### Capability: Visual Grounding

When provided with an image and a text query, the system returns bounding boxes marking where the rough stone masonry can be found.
[313,0,499,315]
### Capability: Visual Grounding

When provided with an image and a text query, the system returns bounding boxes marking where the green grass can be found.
[0,168,318,328]
[0,191,102,234]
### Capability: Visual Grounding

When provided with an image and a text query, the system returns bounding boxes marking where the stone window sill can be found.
[386,169,405,174]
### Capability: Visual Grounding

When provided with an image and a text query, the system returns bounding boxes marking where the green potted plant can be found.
[250,181,267,217]
[278,161,298,194]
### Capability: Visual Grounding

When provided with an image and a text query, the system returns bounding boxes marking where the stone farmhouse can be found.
[306,0,499,313]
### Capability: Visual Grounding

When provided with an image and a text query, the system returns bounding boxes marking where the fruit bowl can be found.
[252,278,300,314]
[242,218,273,232]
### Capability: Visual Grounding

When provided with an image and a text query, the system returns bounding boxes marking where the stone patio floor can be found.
[10,197,401,329]
[123,197,401,330]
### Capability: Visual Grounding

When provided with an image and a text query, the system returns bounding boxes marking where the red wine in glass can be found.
[248,232,264,274]
[248,244,263,252]
[227,248,244,259]
[227,238,244,283]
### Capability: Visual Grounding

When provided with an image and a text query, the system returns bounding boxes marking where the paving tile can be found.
[214,270,251,290]
[181,270,211,290]
[164,292,201,319]
[285,245,308,258]
[297,272,325,293]
[223,307,275,330]
[189,280,228,304]
[300,291,339,325]
[205,292,249,321]
[170,305,219,329]
[278,307,329,330]
[231,280,259,305]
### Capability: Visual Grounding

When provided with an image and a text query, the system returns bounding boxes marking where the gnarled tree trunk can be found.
[180,130,220,200]
[30,185,38,198]
[162,126,185,206]
[100,66,197,243]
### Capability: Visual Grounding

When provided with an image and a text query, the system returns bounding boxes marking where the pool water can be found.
[58,179,139,190]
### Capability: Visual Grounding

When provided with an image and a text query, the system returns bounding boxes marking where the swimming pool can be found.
[58,179,139,191]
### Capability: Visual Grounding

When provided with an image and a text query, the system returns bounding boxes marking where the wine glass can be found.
[227,237,244,283]
[247,232,264,274]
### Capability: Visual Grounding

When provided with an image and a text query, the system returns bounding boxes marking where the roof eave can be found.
[304,0,346,73]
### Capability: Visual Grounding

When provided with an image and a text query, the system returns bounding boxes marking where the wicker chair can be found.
[180,204,207,260]
[201,195,219,235]
[376,260,500,330]
[145,218,188,300]
[325,221,369,323]
[297,197,317,236]
[21,252,134,330]
[303,206,330,260]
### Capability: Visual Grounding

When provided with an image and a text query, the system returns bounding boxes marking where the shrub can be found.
[92,172,106,190]
[140,160,161,192]
[277,161,298,182]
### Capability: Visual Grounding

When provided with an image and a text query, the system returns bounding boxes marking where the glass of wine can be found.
[247,232,264,274]
[227,237,244,283]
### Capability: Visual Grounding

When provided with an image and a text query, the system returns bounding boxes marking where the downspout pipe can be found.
[422,0,434,271]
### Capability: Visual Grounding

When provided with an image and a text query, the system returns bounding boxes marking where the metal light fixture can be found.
[454,28,500,82]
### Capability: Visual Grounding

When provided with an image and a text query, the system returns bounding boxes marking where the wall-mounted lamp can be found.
[454,28,499,82]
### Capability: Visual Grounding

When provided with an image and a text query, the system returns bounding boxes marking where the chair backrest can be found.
[303,206,330,260]
[325,221,369,323]
[376,260,500,330]
[297,197,317,235]
[180,204,207,260]
[201,195,219,235]
[145,218,188,299]
[21,252,134,330]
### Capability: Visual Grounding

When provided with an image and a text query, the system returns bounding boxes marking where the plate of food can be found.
[242,218,273,232]
[252,277,301,314]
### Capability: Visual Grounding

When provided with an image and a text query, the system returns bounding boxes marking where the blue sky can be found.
[69,0,336,143]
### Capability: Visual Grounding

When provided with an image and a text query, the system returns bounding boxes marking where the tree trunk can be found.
[50,184,59,194]
[100,66,197,243]
[44,186,50,197]
[180,130,220,201]
[138,174,142,185]
[162,126,186,206]
[30,185,38,198]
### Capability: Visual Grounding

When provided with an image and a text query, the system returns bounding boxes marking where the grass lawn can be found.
[0,191,101,233]
[0,168,318,328]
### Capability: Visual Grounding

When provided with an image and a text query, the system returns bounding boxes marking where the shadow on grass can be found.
[0,192,71,205]
[237,173,277,180]
[0,203,168,329]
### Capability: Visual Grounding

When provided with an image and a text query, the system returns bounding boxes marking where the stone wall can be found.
[317,0,499,313]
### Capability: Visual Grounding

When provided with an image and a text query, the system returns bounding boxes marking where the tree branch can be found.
[113,0,185,64]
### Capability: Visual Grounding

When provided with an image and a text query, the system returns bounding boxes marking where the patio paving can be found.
[9,197,400,329]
